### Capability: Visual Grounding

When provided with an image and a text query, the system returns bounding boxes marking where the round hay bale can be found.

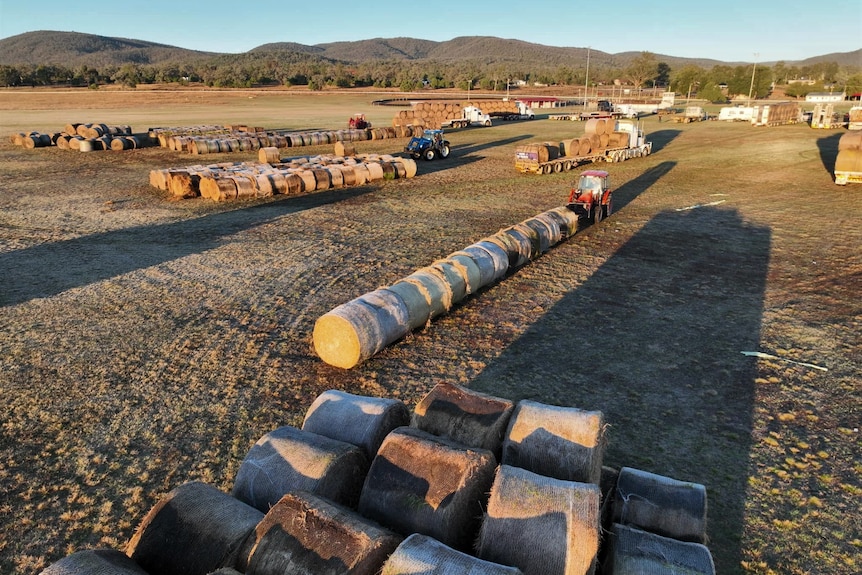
[64,123,81,137]
[483,231,528,270]
[505,223,540,261]
[358,427,498,551]
[340,166,357,186]
[267,172,287,194]
[149,169,169,190]
[381,533,523,575]
[396,157,418,178]
[232,425,369,511]
[201,176,237,202]
[167,170,198,199]
[607,523,716,575]
[838,131,862,151]
[542,207,580,239]
[127,481,264,575]
[110,137,128,151]
[476,465,601,575]
[584,118,605,135]
[387,280,434,331]
[41,548,150,575]
[254,174,276,197]
[68,136,84,150]
[365,161,385,181]
[467,241,509,282]
[429,259,468,305]
[55,135,71,150]
[328,166,345,188]
[313,288,411,369]
[311,168,331,191]
[402,267,453,321]
[611,467,708,543]
[283,173,303,195]
[515,144,549,164]
[445,252,483,295]
[599,132,610,148]
[229,175,255,199]
[577,137,592,156]
[352,163,370,185]
[560,138,579,157]
[335,141,356,156]
[294,169,317,192]
[302,389,410,458]
[238,491,402,575]
[454,246,498,289]
[589,133,601,151]
[521,216,558,254]
[836,149,862,173]
[259,146,280,163]
[411,382,515,460]
[78,139,95,152]
[501,399,606,484]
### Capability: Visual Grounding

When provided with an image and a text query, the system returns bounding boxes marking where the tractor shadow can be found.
[468,206,770,574]
[815,132,843,175]
[0,185,377,307]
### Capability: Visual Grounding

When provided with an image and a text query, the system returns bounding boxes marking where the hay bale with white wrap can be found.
[605,524,715,575]
[381,533,524,575]
[40,549,150,575]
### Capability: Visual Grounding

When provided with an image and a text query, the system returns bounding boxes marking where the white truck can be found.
[441,105,493,128]
[718,106,754,122]
[494,101,535,120]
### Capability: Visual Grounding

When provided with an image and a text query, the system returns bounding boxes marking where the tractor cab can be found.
[405,129,451,161]
[567,170,613,222]
[348,113,370,129]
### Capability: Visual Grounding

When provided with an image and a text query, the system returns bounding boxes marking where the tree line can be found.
[1,51,859,101]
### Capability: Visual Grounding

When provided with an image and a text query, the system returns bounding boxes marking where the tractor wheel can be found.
[484,120,491,127]
[423,148,436,161]
[439,145,450,158]
[594,202,604,223]
[605,197,613,218]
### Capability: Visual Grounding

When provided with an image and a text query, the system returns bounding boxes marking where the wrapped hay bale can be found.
[542,207,580,239]
[497,226,535,266]
[237,491,403,575]
[302,389,410,458]
[358,426,497,551]
[611,467,708,543]
[507,223,541,260]
[313,288,411,369]
[606,524,715,575]
[452,247,499,290]
[445,252,483,295]
[401,266,454,322]
[411,382,515,460]
[258,146,280,163]
[381,533,523,575]
[476,465,601,575]
[522,214,562,254]
[126,481,264,575]
[40,549,149,575]
[501,399,606,484]
[465,241,509,283]
[429,260,468,305]
[232,425,369,511]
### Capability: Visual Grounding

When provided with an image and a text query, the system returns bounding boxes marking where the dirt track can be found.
[0,90,860,575]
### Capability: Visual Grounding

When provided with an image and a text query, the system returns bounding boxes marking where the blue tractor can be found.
[405,129,451,161]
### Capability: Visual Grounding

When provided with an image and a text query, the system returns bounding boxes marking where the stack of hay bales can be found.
[751,102,801,126]
[835,131,862,185]
[148,152,417,201]
[9,122,150,152]
[393,101,462,130]
[313,206,579,369]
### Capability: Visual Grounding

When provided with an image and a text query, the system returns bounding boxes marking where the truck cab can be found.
[567,170,613,222]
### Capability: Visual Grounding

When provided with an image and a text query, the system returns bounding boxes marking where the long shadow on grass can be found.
[643,128,682,153]
[815,131,842,175]
[0,186,376,307]
[469,207,770,574]
[611,161,676,214]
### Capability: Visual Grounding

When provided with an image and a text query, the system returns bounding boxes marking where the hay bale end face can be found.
[232,426,369,511]
[476,465,601,575]
[411,382,515,460]
[126,481,264,575]
[381,533,523,575]
[40,549,150,575]
[302,389,410,459]
[239,491,403,575]
[502,399,606,485]
[607,523,716,575]
[358,426,497,552]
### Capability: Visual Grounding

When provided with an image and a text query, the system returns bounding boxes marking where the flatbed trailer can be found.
[549,111,622,122]
[515,143,652,174]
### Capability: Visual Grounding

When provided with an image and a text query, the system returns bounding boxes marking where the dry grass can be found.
[0,88,860,575]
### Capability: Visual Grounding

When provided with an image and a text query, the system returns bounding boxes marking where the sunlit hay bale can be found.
[341,165,357,186]
[411,382,515,461]
[293,169,317,192]
[611,467,708,544]
[393,156,418,178]
[528,213,562,249]
[476,465,601,575]
[838,130,862,151]
[40,548,150,575]
[387,280,434,331]
[166,170,198,199]
[510,223,542,259]
[352,163,370,185]
[606,524,715,575]
[429,259,468,305]
[381,533,524,575]
[335,140,357,156]
[365,161,386,181]
[543,207,580,239]
[148,169,170,191]
[313,288,410,369]
[232,426,369,511]
[452,248,496,290]
[358,426,497,551]
[254,174,276,197]
[311,168,331,191]
[521,217,556,254]
[126,481,264,575]
[497,227,533,267]
[236,491,402,575]
[229,174,257,199]
[464,242,509,284]
[398,266,454,326]
[445,253,483,295]
[201,176,238,202]
[302,389,410,459]
[258,146,280,163]
[501,399,605,485]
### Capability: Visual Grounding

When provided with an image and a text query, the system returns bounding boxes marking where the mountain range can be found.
[1,31,859,70]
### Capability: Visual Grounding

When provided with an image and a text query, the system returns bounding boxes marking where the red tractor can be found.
[567,169,613,223]
[348,113,371,129]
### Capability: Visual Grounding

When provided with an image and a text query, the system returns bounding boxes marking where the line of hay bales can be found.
[392,100,520,130]
[8,123,156,152]
[150,124,415,155]
[313,206,579,370]
[41,384,714,575]
[148,149,417,201]
[515,119,629,167]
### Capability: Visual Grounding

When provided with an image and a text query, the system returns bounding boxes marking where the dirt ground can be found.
[0,89,859,575]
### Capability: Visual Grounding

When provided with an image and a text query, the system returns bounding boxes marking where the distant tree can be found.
[655,62,671,87]
[698,82,726,103]
[0,65,21,87]
[625,52,659,88]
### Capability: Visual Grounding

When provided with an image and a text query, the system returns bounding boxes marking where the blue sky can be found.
[1,0,860,63]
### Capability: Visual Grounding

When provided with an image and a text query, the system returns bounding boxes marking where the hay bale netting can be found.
[464,241,509,284]
[126,481,264,575]
[411,382,515,460]
[381,533,524,575]
[429,259,469,305]
[522,214,562,255]
[476,465,601,575]
[302,389,410,459]
[232,425,369,511]
[40,548,150,575]
[543,207,580,239]
[451,247,498,290]
[237,491,403,575]
[507,223,541,260]
[495,227,533,268]
[399,266,455,323]
[313,288,410,369]
[501,399,606,485]
[358,426,497,552]
[445,252,483,295]
[606,524,715,575]
[611,467,708,543]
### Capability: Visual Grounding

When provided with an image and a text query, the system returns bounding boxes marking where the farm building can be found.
[805,92,846,103]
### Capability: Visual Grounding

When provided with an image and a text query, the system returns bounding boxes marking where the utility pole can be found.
[583,46,591,110]
[748,53,759,106]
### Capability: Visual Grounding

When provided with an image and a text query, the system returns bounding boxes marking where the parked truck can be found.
[514,119,652,175]
[440,105,493,128]
[668,106,707,123]
[491,101,535,121]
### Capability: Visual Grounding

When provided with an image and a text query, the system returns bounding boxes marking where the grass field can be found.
[0,88,859,575]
